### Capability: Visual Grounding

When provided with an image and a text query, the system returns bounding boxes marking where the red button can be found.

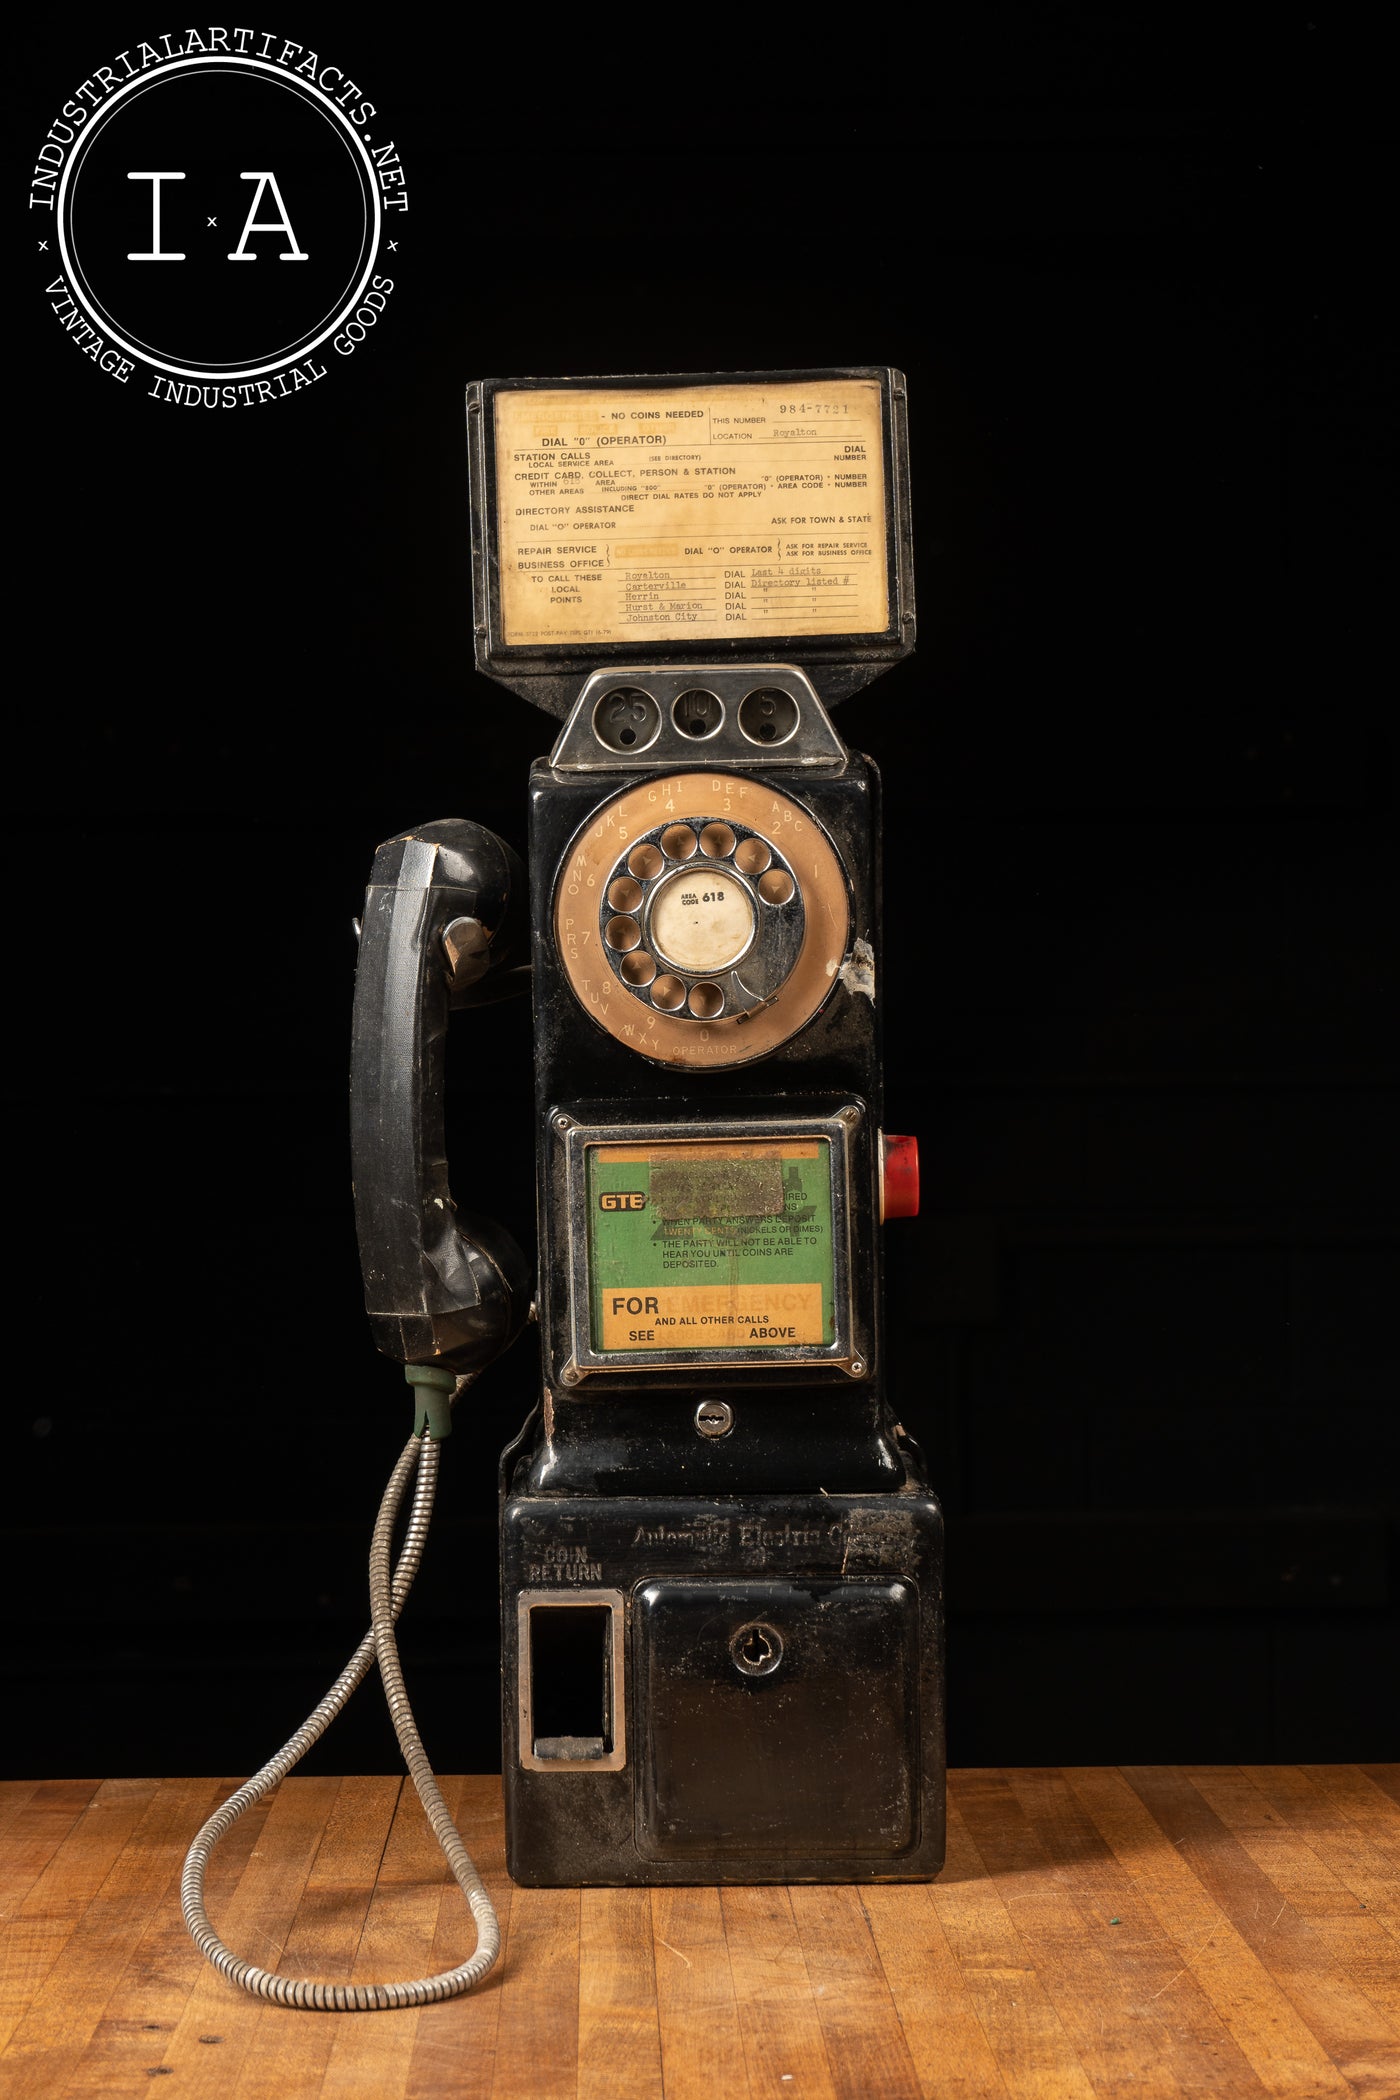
[882,1134,920,1220]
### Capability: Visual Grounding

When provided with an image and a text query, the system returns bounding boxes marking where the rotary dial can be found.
[599,817,805,1022]
[553,772,851,1070]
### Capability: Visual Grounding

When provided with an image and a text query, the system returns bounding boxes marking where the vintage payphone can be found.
[183,369,942,2007]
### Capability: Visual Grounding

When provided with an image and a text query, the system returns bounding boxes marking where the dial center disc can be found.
[649,867,757,974]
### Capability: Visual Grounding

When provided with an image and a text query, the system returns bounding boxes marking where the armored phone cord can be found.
[180,1399,501,2009]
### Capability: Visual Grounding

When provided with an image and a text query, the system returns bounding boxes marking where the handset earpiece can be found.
[350,818,532,1374]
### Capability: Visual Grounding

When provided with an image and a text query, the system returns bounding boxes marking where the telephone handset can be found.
[184,368,942,2008]
[349,818,531,1379]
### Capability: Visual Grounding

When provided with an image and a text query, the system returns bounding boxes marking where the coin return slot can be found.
[525,1601,619,1766]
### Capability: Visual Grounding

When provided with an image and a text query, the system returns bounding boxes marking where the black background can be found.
[9,14,1397,1783]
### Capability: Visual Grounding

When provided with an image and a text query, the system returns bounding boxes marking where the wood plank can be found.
[957,1769,1195,2100]
[6,1770,1397,2098]
[789,1884,925,2099]
[1066,1766,1355,2100]
[319,1780,458,2100]
[1358,1767,1400,1809]
[0,1780,90,1864]
[1,1781,113,2050]
[930,1792,1098,2100]
[402,1775,512,2100]
[650,1886,749,2100]
[4,1779,145,1919]
[1004,1766,1270,2096]
[1299,1768,1400,1870]
[1189,1769,1400,2021]
[720,1885,837,2100]
[577,1889,662,2100]
[1238,1769,1400,1944]
[488,1886,580,2100]
[859,1884,1013,2100]
[1,1777,224,2099]
[1125,1767,1400,2099]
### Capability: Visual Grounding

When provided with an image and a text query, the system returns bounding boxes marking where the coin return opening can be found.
[528,1604,614,1763]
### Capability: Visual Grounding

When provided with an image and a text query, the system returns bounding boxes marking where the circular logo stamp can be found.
[30,32,406,405]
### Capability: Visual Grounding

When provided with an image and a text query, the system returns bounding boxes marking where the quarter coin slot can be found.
[528,1604,613,1761]
[672,690,723,739]
[593,688,660,753]
[651,974,686,1011]
[738,687,800,745]
[758,869,796,906]
[699,822,736,860]
[687,982,724,1018]
[661,824,698,861]
[605,915,641,951]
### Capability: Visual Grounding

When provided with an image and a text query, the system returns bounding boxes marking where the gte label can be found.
[598,1192,647,1212]
[29,34,410,405]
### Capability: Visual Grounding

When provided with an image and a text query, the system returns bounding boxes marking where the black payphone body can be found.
[464,370,941,1884]
[184,369,942,2006]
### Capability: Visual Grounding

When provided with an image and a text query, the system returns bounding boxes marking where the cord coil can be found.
[180,1414,500,2010]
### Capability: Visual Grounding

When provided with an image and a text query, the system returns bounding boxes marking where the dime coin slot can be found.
[672,689,723,739]
[528,1603,613,1761]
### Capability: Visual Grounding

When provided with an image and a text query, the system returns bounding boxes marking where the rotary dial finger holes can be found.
[554,771,851,1070]
[596,814,806,1022]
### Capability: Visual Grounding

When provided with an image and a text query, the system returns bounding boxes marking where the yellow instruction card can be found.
[494,379,889,647]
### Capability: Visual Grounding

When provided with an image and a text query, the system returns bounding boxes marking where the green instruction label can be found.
[586,1138,835,1353]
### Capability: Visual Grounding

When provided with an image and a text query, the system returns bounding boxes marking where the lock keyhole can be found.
[730,1620,783,1677]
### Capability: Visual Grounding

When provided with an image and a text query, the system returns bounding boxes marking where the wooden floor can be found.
[1,1769,1397,2098]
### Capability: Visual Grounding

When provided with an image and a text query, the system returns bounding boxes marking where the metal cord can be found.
[180,1424,501,2009]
